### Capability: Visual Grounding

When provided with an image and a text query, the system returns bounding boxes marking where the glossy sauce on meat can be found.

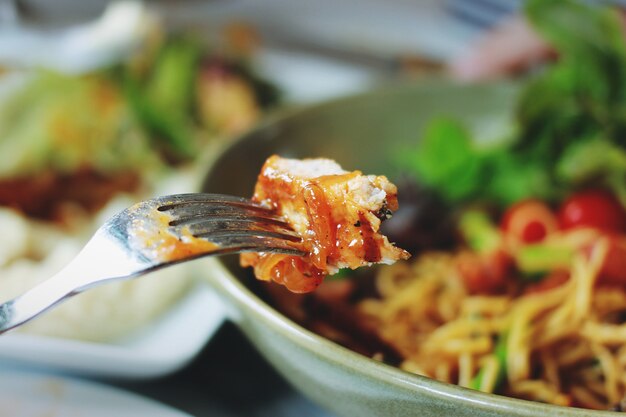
[240,156,409,293]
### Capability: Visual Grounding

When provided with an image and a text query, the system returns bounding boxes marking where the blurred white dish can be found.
[0,369,192,417]
[0,70,225,378]
[0,1,152,73]
[0,283,225,379]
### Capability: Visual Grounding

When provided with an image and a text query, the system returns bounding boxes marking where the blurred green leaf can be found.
[556,137,626,182]
[402,0,626,209]
[123,36,202,159]
[401,118,485,202]
[458,210,501,253]
[483,149,554,205]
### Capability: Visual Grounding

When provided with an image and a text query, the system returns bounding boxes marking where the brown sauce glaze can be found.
[240,156,409,294]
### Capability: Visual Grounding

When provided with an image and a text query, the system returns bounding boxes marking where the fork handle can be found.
[0,252,120,333]
[0,260,90,333]
[0,235,144,334]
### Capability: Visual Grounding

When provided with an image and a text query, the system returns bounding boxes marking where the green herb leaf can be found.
[400,118,485,202]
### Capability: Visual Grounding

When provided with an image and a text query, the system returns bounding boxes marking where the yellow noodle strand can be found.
[591,343,620,405]
[458,353,474,388]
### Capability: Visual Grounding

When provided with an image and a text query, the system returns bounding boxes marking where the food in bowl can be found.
[357,192,626,410]
[240,155,410,293]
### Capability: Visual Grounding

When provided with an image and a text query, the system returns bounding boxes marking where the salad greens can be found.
[121,36,203,159]
[0,35,280,179]
[121,35,281,161]
[401,0,626,207]
[0,71,158,178]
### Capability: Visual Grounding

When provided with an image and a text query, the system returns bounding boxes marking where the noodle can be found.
[591,343,620,405]
[435,361,452,384]
[358,228,626,409]
[555,339,593,366]
[477,355,499,393]
[582,323,626,344]
[539,350,561,393]
[458,353,474,388]
[570,386,606,410]
[511,380,571,406]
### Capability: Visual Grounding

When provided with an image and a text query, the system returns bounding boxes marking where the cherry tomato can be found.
[501,200,558,244]
[597,235,626,286]
[455,249,511,294]
[558,190,626,232]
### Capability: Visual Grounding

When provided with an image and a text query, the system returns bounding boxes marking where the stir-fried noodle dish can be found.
[362,212,626,409]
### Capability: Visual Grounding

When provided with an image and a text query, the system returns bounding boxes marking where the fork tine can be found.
[0,193,308,335]
[177,218,301,242]
[156,193,305,253]
[193,228,301,243]
[183,244,304,257]
[168,209,289,227]
[159,198,289,229]
[166,207,264,225]
[157,193,269,213]
[202,234,304,253]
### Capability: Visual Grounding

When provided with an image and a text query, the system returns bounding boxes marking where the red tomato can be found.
[558,190,626,232]
[597,235,626,285]
[501,200,558,244]
[455,249,511,294]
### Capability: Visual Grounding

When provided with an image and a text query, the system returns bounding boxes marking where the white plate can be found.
[0,369,192,417]
[0,283,225,379]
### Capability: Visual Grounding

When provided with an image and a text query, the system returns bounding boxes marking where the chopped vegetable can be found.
[456,210,510,293]
[455,249,510,294]
[326,268,355,281]
[459,210,501,253]
[470,333,508,392]
[515,243,574,275]
[501,199,557,244]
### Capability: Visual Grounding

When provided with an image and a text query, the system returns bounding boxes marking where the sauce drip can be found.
[130,209,219,263]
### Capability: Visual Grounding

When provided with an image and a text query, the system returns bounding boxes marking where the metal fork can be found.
[0,193,304,334]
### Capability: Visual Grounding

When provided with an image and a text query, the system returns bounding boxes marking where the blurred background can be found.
[0,1,524,416]
[1,0,522,100]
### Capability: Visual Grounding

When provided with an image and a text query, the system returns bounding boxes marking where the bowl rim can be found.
[208,258,615,417]
[203,82,620,416]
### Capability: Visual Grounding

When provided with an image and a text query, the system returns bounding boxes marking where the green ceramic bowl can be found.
[200,81,619,417]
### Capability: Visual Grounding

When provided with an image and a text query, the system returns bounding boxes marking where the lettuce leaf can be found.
[404,0,626,208]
